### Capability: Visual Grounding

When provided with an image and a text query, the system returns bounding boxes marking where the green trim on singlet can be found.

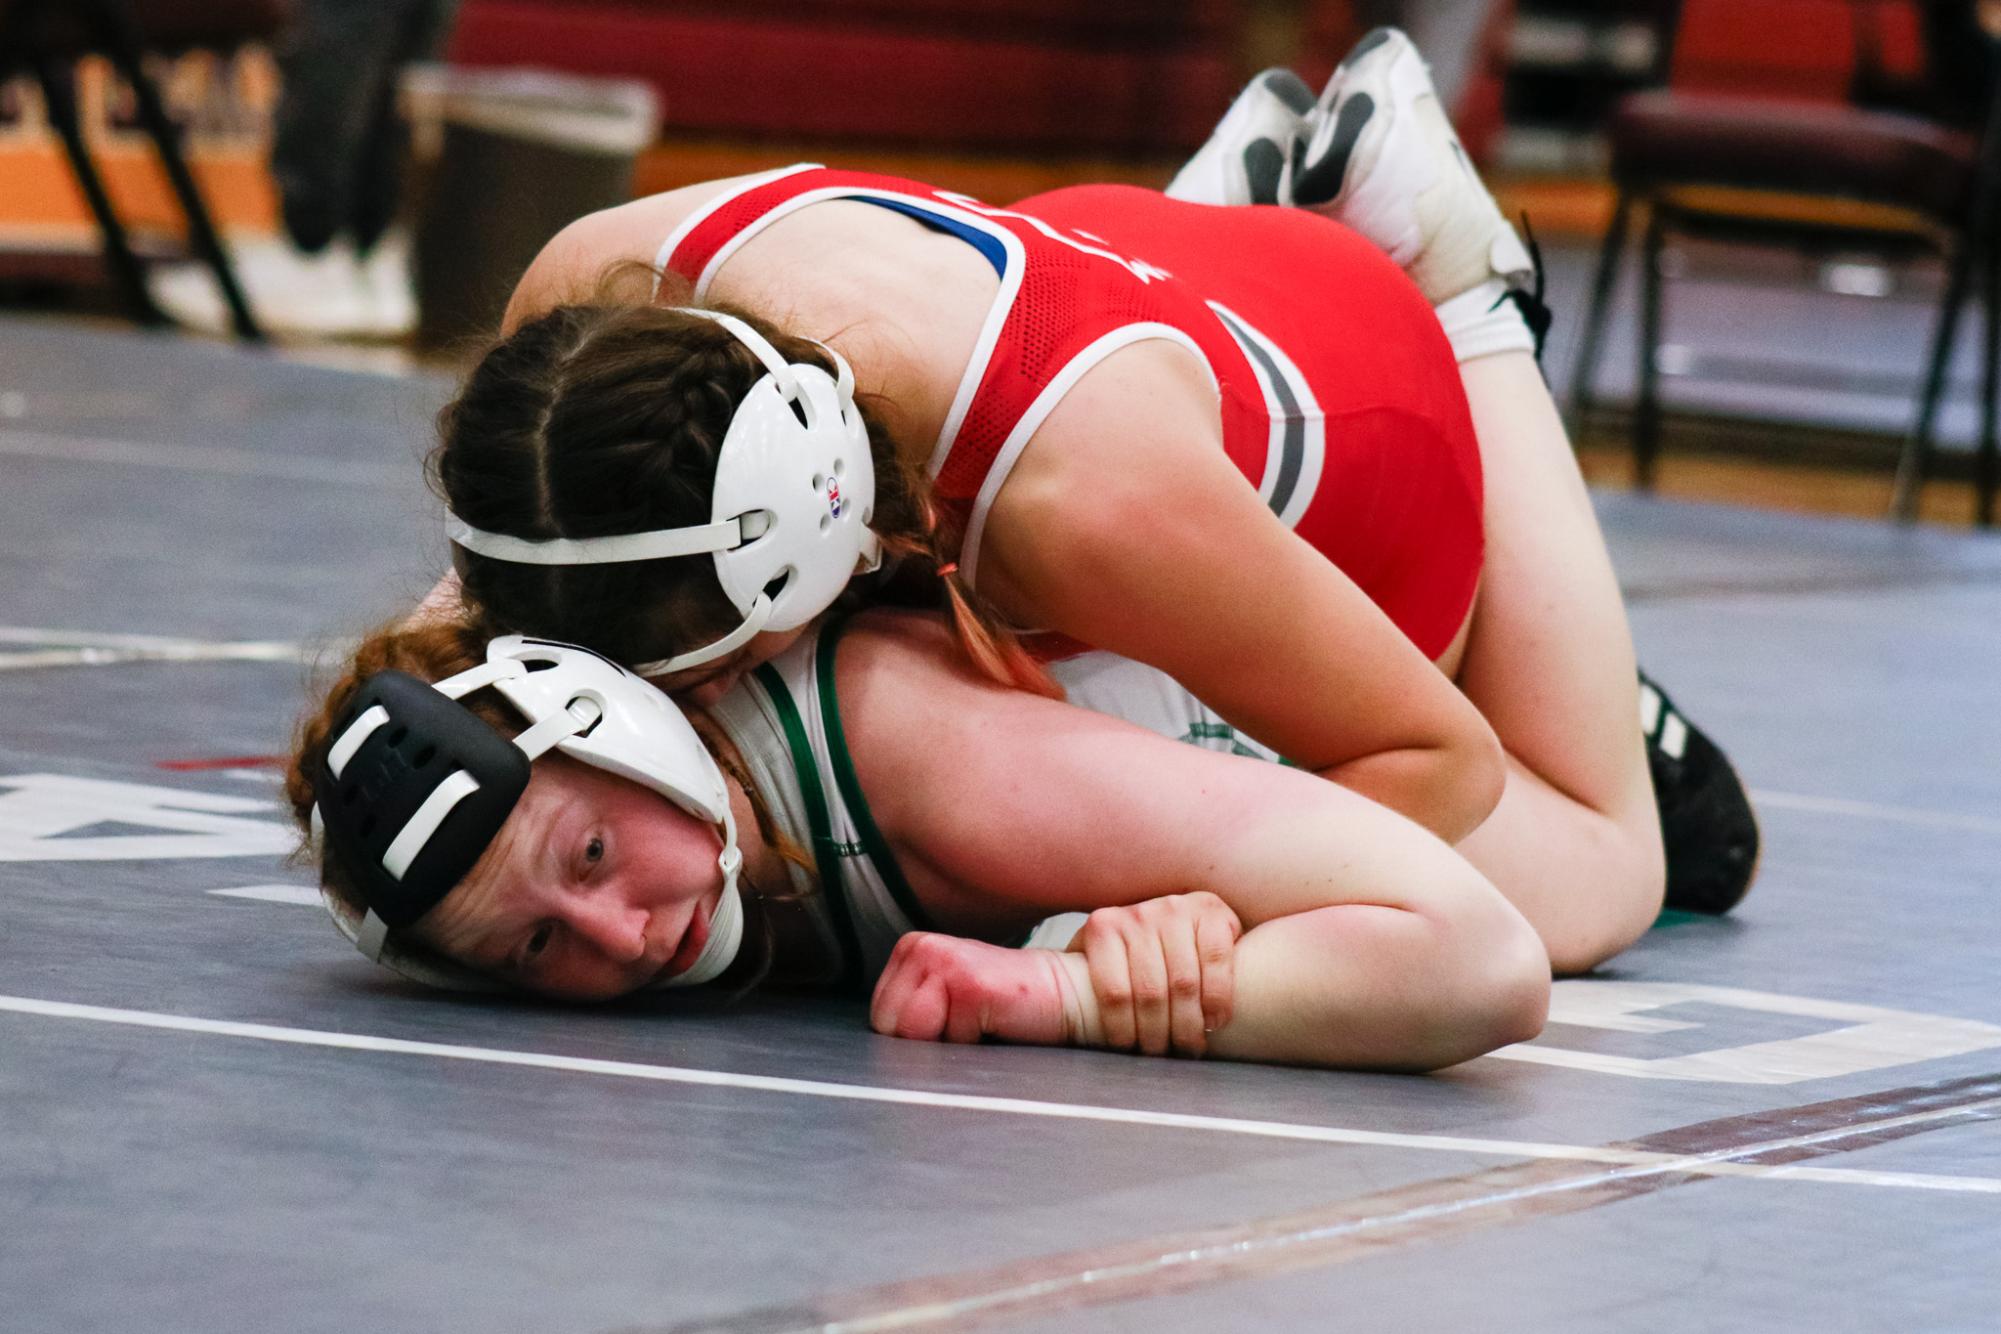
[1180,721,1261,758]
[752,661,864,991]
[1180,720,1283,761]
[813,619,937,933]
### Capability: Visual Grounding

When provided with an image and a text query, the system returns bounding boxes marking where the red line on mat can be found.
[154,756,283,771]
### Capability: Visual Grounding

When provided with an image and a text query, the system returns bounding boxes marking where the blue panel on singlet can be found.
[851,196,1007,277]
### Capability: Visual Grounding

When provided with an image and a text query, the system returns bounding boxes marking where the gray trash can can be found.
[402,65,659,347]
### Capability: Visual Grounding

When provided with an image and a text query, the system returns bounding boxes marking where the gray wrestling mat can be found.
[1,319,1997,1333]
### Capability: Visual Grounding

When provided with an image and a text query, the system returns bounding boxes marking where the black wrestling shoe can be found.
[1641,672,1760,915]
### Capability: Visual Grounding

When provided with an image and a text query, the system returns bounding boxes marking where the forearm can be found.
[1315,735,1505,845]
[1053,900,1547,1070]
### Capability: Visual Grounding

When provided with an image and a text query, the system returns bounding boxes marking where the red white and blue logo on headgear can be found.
[826,476,844,519]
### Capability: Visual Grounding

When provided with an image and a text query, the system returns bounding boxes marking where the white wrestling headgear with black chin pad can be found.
[448,308,882,676]
[311,634,744,993]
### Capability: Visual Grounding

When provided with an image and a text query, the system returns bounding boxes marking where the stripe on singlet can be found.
[752,661,865,992]
[813,619,936,933]
[1208,302,1305,518]
[1206,300,1326,531]
[852,197,1008,278]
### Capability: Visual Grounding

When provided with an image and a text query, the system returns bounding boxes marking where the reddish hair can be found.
[285,617,813,930]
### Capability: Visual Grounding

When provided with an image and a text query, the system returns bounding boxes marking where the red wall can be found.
[448,0,1247,154]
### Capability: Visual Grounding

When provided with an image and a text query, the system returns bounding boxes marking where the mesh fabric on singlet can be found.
[656,165,1224,527]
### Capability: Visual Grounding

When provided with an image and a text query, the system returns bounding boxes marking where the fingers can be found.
[871,935,951,1041]
[1120,916,1172,1057]
[1081,895,1242,1059]
[873,934,1059,1047]
[1082,915,1138,1051]
[943,976,988,1044]
[906,976,952,1041]
[1193,904,1239,1035]
[882,903,1240,1060]
[869,939,910,1035]
[1159,906,1208,1057]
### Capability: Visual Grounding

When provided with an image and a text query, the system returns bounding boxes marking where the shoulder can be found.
[1042,335,1222,448]
[500,175,774,333]
[829,611,1068,765]
[1004,336,1229,515]
[976,335,1246,608]
[816,615,1316,917]
[829,610,975,711]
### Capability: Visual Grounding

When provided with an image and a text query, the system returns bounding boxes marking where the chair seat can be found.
[1611,89,1979,221]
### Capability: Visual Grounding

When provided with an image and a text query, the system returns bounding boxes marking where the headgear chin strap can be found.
[310,635,745,992]
[449,308,882,676]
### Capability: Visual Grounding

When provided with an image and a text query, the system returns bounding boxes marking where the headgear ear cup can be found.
[708,356,879,634]
[448,309,882,674]
[312,636,746,991]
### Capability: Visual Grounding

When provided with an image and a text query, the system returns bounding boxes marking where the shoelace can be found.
[1492,212,1553,360]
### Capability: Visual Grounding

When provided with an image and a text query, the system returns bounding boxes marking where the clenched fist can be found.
[870,933,1073,1046]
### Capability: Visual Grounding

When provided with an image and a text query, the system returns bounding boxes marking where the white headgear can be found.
[312,634,744,993]
[448,309,882,675]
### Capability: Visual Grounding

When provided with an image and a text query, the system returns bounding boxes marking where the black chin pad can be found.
[314,670,531,930]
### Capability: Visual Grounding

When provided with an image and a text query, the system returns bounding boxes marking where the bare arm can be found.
[846,620,1548,1070]
[977,343,1505,843]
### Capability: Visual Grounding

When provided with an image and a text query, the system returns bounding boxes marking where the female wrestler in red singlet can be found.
[426,33,1754,974]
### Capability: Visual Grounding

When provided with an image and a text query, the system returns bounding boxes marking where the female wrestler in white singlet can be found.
[288,610,1548,1068]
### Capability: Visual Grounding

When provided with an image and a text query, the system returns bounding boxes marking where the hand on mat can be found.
[870,933,1070,1046]
[1071,891,1241,1057]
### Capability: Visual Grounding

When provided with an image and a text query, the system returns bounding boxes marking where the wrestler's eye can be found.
[523,923,555,961]
[585,836,604,864]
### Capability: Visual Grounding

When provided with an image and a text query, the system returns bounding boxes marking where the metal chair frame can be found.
[0,0,265,340]
[1566,0,2001,524]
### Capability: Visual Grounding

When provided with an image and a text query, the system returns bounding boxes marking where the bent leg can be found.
[1450,350,1664,972]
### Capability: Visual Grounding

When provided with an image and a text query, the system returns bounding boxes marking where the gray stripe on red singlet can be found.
[1210,304,1305,519]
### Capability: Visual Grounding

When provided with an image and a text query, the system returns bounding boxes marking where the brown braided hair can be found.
[429,280,1057,697]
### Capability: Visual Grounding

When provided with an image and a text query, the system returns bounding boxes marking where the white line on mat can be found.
[0,625,311,671]
[1752,789,2001,838]
[1,994,1994,1195]
[0,427,407,487]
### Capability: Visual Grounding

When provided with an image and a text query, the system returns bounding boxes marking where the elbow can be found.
[1408,899,1550,1072]
[1315,717,1505,844]
[1427,717,1507,845]
[1459,721,1508,839]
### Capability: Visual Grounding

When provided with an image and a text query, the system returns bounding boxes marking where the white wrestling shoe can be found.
[1165,67,1316,207]
[1281,27,1533,305]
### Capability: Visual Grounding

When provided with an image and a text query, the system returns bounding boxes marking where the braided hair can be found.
[431,290,1055,696]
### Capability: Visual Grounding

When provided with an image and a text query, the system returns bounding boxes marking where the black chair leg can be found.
[1635,205,1668,491]
[1979,239,1998,527]
[85,0,264,341]
[1893,237,1977,522]
[1565,189,1633,442]
[29,53,169,327]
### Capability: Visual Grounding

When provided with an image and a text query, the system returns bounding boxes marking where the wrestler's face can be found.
[418,756,727,1001]
[647,627,805,708]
